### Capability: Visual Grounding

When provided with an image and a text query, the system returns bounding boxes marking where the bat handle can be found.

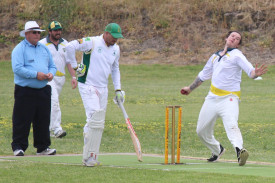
[118,101,129,119]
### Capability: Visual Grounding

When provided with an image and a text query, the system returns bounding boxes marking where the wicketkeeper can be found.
[65,23,124,167]
[181,31,268,166]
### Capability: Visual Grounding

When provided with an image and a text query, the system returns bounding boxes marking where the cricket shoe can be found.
[83,158,101,167]
[37,148,56,155]
[54,130,67,138]
[14,149,24,156]
[83,153,101,167]
[238,148,249,166]
[207,144,225,162]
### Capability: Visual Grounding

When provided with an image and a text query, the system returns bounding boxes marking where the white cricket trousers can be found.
[78,83,108,133]
[48,76,65,134]
[196,94,243,156]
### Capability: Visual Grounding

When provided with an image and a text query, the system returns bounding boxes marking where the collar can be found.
[24,38,41,47]
[215,48,236,62]
[215,48,236,56]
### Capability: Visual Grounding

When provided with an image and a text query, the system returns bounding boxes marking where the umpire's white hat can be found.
[20,21,45,37]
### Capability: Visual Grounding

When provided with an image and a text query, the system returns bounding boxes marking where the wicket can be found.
[165,105,182,164]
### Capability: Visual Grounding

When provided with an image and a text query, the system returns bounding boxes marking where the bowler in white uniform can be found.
[181,31,268,166]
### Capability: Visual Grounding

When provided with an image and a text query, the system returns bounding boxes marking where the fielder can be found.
[40,21,77,138]
[65,23,124,167]
[181,31,268,166]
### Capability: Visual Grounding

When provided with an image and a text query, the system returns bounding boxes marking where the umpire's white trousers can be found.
[78,83,108,133]
[48,76,65,134]
[196,94,243,156]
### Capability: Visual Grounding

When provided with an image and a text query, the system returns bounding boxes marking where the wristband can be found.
[72,76,77,80]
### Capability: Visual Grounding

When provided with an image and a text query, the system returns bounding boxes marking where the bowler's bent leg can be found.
[196,99,221,156]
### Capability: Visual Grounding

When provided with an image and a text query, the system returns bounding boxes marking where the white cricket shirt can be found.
[198,49,255,98]
[65,35,121,90]
[40,36,68,76]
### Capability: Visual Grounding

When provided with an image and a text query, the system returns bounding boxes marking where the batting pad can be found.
[83,110,105,161]
[87,110,105,129]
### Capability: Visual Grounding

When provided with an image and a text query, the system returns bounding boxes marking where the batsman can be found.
[65,23,124,167]
[181,31,268,166]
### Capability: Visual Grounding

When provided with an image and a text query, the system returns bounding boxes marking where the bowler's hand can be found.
[254,64,268,77]
[180,87,191,95]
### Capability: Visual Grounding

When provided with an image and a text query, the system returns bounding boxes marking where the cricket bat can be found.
[118,101,143,162]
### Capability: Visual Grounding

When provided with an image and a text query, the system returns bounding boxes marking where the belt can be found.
[210,83,241,98]
[56,70,65,77]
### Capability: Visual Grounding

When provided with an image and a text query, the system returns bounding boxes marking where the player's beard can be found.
[109,42,115,46]
[107,39,117,46]
[52,34,61,41]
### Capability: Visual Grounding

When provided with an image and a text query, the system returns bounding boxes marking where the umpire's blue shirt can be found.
[12,39,57,88]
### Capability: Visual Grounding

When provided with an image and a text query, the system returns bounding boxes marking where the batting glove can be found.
[74,63,86,77]
[113,90,125,105]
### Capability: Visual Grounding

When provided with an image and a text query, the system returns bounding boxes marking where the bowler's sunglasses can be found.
[32,31,41,35]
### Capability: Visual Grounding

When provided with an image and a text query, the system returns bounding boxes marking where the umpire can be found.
[11,21,57,156]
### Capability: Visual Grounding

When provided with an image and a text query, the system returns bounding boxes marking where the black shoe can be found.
[207,144,225,162]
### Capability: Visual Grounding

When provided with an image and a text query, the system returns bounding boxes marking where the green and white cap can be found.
[48,21,62,30]
[104,23,124,39]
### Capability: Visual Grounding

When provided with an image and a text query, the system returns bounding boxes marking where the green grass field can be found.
[0,61,275,182]
[1,154,275,182]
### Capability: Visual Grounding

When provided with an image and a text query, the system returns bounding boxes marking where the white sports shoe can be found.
[83,157,101,167]
[14,149,24,156]
[37,148,56,155]
[83,153,101,167]
[54,130,67,138]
